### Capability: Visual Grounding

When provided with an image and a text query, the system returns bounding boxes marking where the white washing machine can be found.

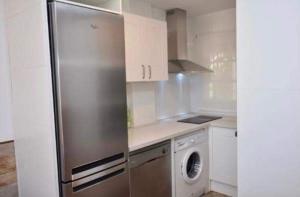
[174,129,209,197]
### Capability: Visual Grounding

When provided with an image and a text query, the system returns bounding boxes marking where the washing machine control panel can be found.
[174,129,208,152]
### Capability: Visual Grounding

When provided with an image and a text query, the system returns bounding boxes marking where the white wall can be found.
[188,9,236,116]
[0,0,13,142]
[5,0,59,196]
[237,0,300,196]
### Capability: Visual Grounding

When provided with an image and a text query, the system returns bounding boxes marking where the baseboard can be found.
[210,180,237,197]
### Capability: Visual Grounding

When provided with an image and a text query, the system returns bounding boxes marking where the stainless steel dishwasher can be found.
[129,141,172,197]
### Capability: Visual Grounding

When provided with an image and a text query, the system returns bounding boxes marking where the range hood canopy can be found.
[166,8,213,73]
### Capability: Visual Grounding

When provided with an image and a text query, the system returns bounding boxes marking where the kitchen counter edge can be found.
[128,116,237,152]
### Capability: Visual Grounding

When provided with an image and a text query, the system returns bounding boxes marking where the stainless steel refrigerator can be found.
[48,1,129,196]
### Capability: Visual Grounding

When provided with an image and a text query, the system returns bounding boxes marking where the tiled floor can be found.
[203,191,229,197]
[0,142,18,197]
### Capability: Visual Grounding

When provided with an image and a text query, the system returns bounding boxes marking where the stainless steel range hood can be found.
[166,9,213,73]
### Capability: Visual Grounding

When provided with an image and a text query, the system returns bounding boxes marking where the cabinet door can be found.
[124,13,168,82]
[124,13,145,82]
[211,127,237,186]
[146,19,168,81]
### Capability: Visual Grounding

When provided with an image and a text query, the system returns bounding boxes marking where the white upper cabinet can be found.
[124,13,168,82]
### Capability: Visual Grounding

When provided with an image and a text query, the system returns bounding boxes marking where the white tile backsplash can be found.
[188,9,237,116]
[127,73,191,126]
[128,82,157,127]
[156,74,191,119]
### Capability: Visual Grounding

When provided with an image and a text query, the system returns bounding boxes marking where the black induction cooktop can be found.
[178,115,222,124]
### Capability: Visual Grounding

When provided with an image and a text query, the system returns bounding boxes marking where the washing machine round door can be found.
[181,147,203,184]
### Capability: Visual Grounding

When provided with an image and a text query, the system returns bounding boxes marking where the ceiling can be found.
[145,0,236,16]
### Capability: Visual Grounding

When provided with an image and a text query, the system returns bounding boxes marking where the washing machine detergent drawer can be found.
[175,129,208,152]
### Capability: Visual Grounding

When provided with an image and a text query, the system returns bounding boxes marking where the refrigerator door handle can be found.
[72,163,127,192]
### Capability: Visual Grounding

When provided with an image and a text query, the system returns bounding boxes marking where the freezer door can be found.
[62,163,129,197]
[48,1,128,182]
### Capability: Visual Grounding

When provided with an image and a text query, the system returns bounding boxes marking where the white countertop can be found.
[128,114,237,152]
[210,117,237,129]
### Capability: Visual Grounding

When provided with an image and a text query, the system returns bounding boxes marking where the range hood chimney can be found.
[166,8,212,73]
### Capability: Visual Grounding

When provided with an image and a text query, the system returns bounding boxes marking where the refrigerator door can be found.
[48,1,128,183]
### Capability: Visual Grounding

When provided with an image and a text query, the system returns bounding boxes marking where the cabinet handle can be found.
[148,65,152,79]
[141,65,145,79]
[235,131,238,137]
